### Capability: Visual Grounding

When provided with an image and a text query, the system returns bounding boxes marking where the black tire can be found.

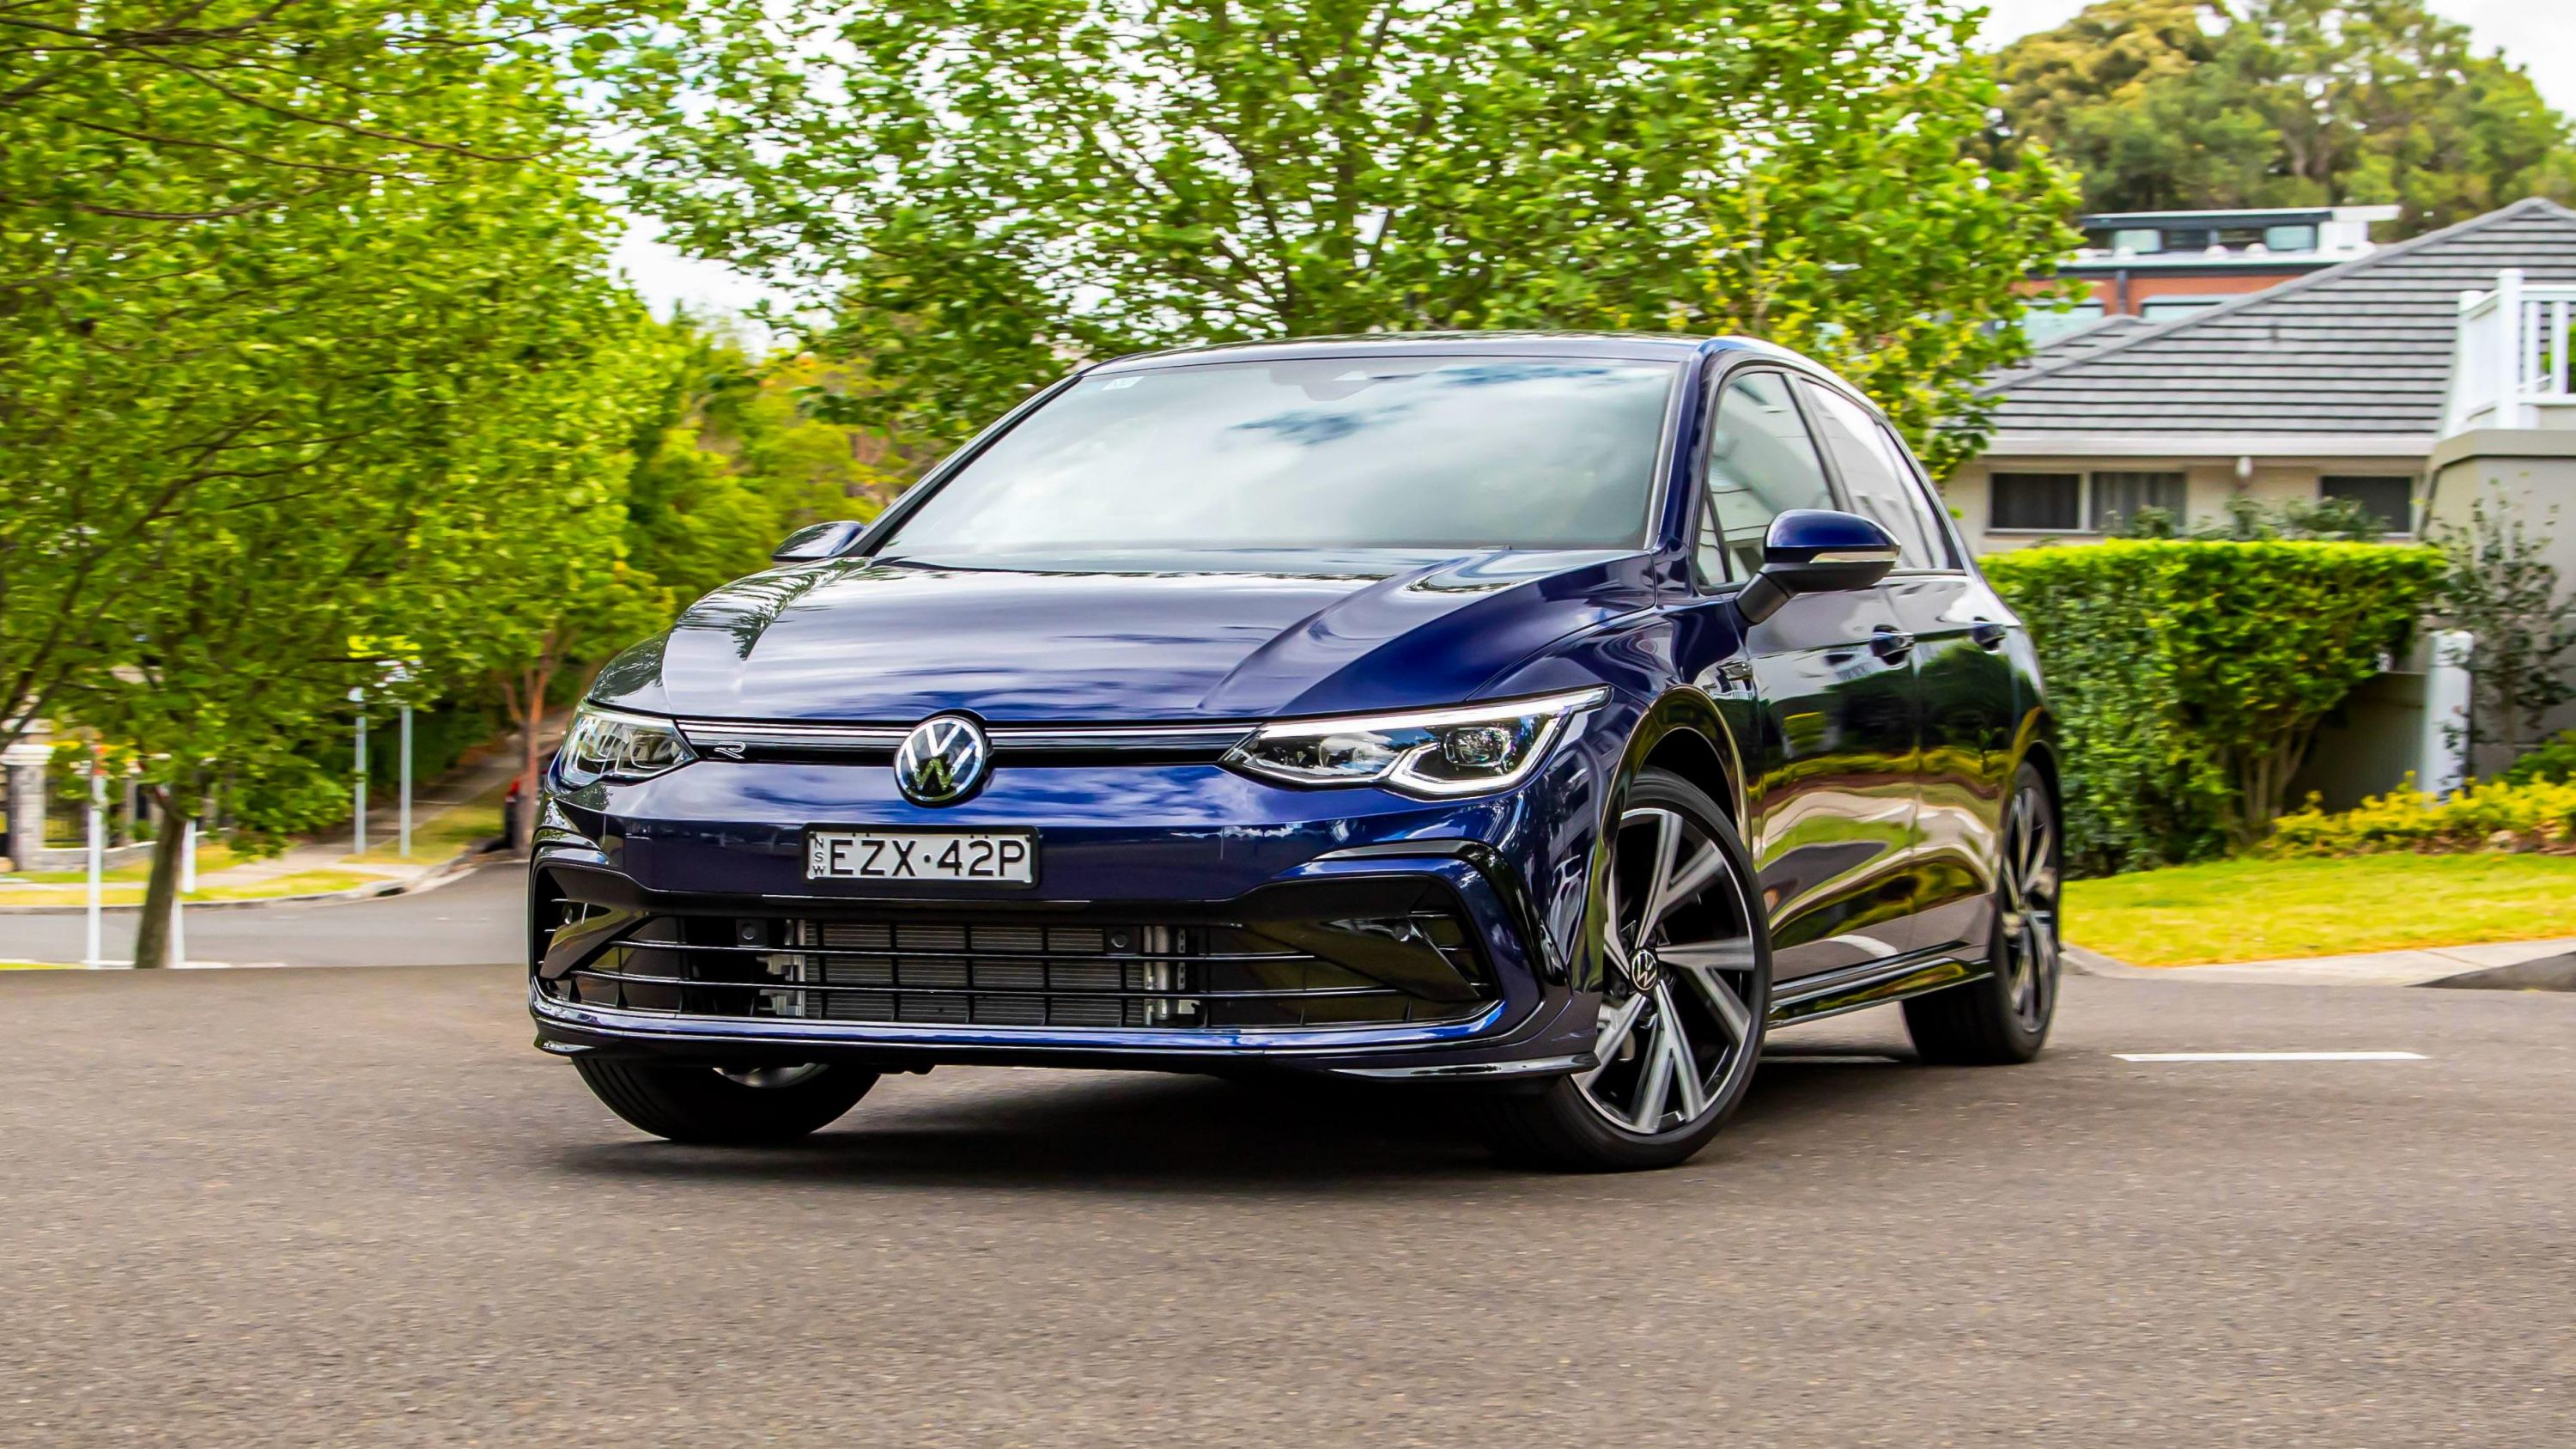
[1903,761,2061,1065]
[571,1059,878,1144]
[1473,770,1771,1172]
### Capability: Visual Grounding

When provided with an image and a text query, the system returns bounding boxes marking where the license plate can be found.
[805,829,1036,884]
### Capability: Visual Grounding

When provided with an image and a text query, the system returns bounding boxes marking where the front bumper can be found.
[527,740,1613,1079]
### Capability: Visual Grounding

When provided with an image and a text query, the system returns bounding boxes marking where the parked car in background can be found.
[528,334,2061,1170]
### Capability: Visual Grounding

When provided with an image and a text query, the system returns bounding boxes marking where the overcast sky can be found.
[613,2,2576,326]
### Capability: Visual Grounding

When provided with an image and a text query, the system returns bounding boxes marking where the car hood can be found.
[588,549,1656,722]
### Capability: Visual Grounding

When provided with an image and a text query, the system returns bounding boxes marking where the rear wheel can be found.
[1473,770,1771,1172]
[1902,762,2060,1065]
[572,1059,878,1143]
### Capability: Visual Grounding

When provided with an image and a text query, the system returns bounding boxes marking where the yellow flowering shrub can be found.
[2265,776,2576,856]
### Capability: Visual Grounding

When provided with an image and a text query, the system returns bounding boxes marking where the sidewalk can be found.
[2069,937,2576,988]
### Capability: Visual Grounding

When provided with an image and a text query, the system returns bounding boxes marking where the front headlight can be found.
[558,705,696,787]
[1221,687,1608,798]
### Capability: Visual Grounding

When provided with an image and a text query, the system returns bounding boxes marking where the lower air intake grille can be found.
[540,908,1491,1031]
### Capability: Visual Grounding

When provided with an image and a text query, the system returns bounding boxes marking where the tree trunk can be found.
[129,782,197,970]
[519,684,540,853]
[502,652,557,855]
[2235,724,2323,845]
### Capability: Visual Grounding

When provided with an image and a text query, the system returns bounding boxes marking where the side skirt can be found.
[1766,947,1994,1028]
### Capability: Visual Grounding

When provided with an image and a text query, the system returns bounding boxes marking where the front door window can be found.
[1795,381,1944,570]
[1698,370,1836,584]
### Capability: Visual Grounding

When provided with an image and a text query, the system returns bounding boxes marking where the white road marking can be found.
[2115,1051,2427,1062]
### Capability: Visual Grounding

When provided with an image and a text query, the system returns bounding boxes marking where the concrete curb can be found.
[2064,939,2576,989]
[2063,944,2165,979]
[0,848,500,916]
[2421,953,2576,991]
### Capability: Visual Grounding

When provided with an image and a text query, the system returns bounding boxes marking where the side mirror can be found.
[1735,509,1899,624]
[771,520,870,564]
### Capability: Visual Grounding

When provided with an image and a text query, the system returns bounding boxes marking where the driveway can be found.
[3,965,2569,1445]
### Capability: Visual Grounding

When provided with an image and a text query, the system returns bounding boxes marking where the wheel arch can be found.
[1571,687,1757,997]
[1614,686,1752,829]
[2012,714,2064,823]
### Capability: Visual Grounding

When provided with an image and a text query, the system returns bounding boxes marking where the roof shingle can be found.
[1984,199,2576,438]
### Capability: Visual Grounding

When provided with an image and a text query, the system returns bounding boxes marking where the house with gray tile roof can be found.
[1951,197,2576,554]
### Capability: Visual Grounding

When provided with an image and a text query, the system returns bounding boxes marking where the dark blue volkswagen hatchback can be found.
[532,333,2062,1170]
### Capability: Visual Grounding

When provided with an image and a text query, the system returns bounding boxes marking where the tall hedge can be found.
[1984,540,2446,874]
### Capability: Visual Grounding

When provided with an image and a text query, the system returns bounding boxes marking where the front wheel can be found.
[1473,770,1771,1172]
[1902,761,2061,1064]
[572,1059,878,1143]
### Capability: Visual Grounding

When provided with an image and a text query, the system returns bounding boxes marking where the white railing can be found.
[2446,269,2576,433]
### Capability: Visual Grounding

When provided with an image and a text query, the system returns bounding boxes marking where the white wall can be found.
[2425,429,2576,770]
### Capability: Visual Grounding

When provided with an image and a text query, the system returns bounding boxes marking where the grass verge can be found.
[340,799,503,868]
[7,843,246,885]
[2068,853,2576,966]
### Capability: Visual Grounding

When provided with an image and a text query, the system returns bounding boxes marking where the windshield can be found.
[878,356,1677,557]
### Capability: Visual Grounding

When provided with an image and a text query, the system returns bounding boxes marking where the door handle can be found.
[1970,619,2008,651]
[1870,625,1914,662]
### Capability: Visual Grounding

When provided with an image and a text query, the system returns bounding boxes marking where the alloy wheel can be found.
[1576,805,1763,1135]
[1997,784,2061,1032]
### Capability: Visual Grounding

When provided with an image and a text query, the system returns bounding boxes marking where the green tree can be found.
[1,0,678,961]
[1994,0,2576,234]
[423,318,902,853]
[623,326,897,606]
[614,0,2080,478]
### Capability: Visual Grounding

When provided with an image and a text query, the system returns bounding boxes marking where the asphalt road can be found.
[3,965,2570,1446]
[0,863,525,967]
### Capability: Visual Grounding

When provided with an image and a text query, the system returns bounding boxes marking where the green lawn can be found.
[8,842,246,885]
[0,868,388,910]
[2067,853,2576,966]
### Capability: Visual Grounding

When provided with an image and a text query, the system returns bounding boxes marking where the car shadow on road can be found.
[544,1045,1931,1193]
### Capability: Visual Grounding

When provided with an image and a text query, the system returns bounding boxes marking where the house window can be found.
[2024,301,2106,344]
[2263,223,2318,253]
[2090,472,2188,531]
[2140,296,2229,320]
[2321,475,2416,533]
[1990,472,2083,532]
[2108,228,2162,254]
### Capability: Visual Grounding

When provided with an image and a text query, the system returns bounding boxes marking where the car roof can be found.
[1088,331,1804,373]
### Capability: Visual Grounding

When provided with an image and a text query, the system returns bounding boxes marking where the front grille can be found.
[538,907,1492,1031]
[669,719,1255,766]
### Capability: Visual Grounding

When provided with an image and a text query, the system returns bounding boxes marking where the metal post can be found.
[353,703,368,857]
[84,760,104,967]
[399,704,413,857]
[2423,630,2475,797]
[171,820,195,968]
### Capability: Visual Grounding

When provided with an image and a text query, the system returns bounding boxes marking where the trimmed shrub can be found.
[2503,728,2576,787]
[1984,539,2446,874]
[2268,776,2576,855]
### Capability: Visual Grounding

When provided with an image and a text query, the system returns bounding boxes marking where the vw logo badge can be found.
[894,714,991,807]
